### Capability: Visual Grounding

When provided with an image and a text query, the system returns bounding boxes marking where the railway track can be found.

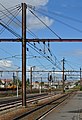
[12,92,76,120]
[0,93,56,114]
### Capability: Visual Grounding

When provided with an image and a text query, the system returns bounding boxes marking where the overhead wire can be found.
[33,8,82,34]
[66,60,82,70]
[0,3,21,18]
[0,3,64,71]
[0,4,20,13]
[27,4,82,71]
[0,3,22,37]
[27,42,62,70]
[27,40,62,70]
[0,4,39,69]
[34,7,82,24]
[44,42,62,69]
[39,40,62,70]
[65,60,81,80]
[66,61,75,70]
[29,9,61,39]
[28,51,48,69]
[0,3,38,39]
[0,21,21,38]
[0,5,21,19]
[27,8,63,69]
[28,5,64,69]
[0,7,22,37]
[0,47,15,56]
[27,43,55,66]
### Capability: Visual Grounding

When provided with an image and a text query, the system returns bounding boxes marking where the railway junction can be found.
[0,91,81,120]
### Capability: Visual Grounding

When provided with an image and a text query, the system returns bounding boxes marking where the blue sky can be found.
[0,0,82,79]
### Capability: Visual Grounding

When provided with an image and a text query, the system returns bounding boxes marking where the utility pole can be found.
[16,70,19,97]
[30,67,32,93]
[41,77,42,93]
[80,68,82,86]
[12,72,15,95]
[40,76,42,94]
[62,58,65,93]
[22,3,27,107]
[2,2,82,107]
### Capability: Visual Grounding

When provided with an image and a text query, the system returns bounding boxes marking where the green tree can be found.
[26,78,30,87]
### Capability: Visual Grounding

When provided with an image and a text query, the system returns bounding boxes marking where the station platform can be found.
[42,91,82,120]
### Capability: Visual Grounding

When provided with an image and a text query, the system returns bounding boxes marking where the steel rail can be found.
[0,93,53,113]
[13,92,75,120]
[37,92,76,120]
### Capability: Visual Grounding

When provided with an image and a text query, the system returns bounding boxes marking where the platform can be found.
[42,91,82,120]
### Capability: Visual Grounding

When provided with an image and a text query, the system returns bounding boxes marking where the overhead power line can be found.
[0,3,38,39]
[0,4,20,12]
[35,7,82,24]
[0,3,62,70]
[33,8,82,34]
[0,22,21,38]
[27,42,62,70]
[0,6,20,19]
[0,7,22,35]
[29,10,61,39]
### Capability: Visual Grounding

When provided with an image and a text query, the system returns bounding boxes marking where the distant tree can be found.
[13,76,17,85]
[40,82,44,86]
[45,84,49,88]
[18,79,22,87]
[0,79,2,85]
[35,81,39,83]
[75,81,79,86]
[26,78,30,87]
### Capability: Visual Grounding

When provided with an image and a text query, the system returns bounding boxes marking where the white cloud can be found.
[0,0,48,8]
[0,60,12,67]
[0,0,53,30]
[27,15,53,29]
[27,0,49,6]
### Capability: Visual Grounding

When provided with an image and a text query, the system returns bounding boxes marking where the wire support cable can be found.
[0,8,22,36]
[0,3,21,17]
[34,7,82,24]
[28,51,48,69]
[28,41,62,70]
[0,3,39,39]
[0,4,20,13]
[66,61,79,71]
[0,3,22,37]
[0,5,21,19]
[43,42,62,70]
[28,42,55,64]
[34,9,82,34]
[27,42,62,70]
[0,21,21,38]
[27,43,56,66]
[29,9,61,39]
